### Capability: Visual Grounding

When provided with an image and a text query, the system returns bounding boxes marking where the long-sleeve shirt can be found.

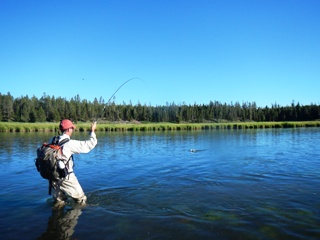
[52,132,98,173]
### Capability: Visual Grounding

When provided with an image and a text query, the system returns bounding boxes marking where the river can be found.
[0,128,319,239]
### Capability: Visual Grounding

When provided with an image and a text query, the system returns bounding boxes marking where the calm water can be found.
[0,128,319,240]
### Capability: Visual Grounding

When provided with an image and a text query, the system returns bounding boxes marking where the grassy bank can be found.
[1,121,320,132]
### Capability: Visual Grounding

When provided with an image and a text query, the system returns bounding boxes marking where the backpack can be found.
[35,136,70,182]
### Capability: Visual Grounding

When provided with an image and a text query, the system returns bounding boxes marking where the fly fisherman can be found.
[51,119,97,208]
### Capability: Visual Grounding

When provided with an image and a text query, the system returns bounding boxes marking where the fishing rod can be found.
[95,78,141,122]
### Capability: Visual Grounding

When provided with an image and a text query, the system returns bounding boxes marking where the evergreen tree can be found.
[0,92,320,123]
[1,92,14,121]
[36,106,47,122]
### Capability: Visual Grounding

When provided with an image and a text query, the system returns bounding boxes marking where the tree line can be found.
[0,92,319,123]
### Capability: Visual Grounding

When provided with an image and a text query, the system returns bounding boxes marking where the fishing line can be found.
[95,78,143,121]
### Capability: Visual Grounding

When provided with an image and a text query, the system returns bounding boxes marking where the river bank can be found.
[1,121,320,132]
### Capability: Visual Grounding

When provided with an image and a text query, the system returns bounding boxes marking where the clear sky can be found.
[1,0,319,107]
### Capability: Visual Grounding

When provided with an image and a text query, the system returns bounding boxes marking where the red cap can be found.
[60,119,76,130]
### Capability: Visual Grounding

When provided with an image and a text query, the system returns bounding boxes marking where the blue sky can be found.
[1,0,319,107]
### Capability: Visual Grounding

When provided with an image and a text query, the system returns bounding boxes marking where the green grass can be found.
[0,122,58,132]
[1,121,320,132]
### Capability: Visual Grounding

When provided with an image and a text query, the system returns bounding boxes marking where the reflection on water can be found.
[0,129,319,239]
[37,207,82,240]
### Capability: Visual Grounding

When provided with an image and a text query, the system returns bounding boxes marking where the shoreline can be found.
[1,121,320,132]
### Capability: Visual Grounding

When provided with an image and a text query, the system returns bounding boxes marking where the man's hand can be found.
[91,121,97,132]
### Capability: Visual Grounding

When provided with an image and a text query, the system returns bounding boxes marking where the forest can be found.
[0,92,319,123]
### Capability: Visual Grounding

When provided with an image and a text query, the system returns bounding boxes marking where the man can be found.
[51,119,97,208]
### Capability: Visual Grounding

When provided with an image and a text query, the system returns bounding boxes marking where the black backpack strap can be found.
[58,137,71,164]
[51,136,70,146]
[58,138,70,146]
[48,180,52,195]
[58,137,73,174]
[51,136,59,145]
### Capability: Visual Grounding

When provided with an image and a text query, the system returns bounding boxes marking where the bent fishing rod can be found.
[95,78,141,122]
